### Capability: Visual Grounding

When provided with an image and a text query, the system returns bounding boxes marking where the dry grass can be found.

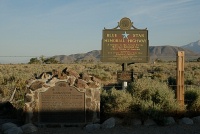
[0,62,199,109]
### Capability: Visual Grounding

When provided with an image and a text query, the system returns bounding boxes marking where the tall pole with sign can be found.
[101,17,149,89]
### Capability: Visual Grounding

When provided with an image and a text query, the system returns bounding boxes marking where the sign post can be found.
[101,17,149,89]
[122,63,128,89]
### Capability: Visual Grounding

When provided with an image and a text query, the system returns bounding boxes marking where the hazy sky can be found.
[0,0,200,63]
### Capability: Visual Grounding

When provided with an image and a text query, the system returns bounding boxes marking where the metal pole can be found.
[122,63,128,90]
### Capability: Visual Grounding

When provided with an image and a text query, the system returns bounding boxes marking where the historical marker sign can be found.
[117,71,133,82]
[39,81,85,124]
[101,17,149,63]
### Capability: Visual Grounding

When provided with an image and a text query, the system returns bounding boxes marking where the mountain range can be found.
[181,40,200,53]
[53,40,200,63]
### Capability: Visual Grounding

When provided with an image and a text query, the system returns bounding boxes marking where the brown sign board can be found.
[101,18,149,63]
[117,71,133,82]
[101,29,149,63]
[39,81,86,124]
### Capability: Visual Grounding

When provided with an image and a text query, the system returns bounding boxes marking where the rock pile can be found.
[84,116,200,132]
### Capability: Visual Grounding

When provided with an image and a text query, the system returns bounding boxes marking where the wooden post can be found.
[176,51,185,109]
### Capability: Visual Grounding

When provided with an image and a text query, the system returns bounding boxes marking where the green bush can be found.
[185,87,200,112]
[28,58,41,64]
[197,57,200,62]
[101,87,133,115]
[127,78,180,122]
[101,78,181,124]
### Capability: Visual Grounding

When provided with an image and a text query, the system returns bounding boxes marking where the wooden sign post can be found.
[176,51,185,109]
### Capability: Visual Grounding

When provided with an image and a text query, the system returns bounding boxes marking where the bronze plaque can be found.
[101,29,149,63]
[117,71,133,82]
[39,81,85,124]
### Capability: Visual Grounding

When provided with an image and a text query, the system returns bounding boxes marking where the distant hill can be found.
[53,50,101,63]
[149,46,199,61]
[53,46,200,63]
[181,40,200,54]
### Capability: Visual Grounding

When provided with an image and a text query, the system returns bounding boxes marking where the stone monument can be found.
[24,67,100,126]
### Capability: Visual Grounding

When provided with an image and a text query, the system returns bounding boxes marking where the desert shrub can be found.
[151,72,168,82]
[127,78,180,122]
[167,76,176,90]
[101,87,133,115]
[197,57,200,62]
[44,57,60,64]
[154,66,163,72]
[88,68,113,81]
[0,86,11,99]
[101,78,180,122]
[185,87,200,112]
[185,79,194,85]
[28,58,41,64]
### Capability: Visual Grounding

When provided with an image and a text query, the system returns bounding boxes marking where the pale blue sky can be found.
[0,0,200,63]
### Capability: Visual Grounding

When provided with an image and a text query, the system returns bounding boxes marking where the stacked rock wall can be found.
[24,67,101,126]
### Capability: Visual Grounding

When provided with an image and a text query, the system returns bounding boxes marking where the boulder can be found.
[75,79,89,89]
[131,119,142,126]
[87,82,99,88]
[1,122,17,132]
[192,116,200,124]
[114,117,123,126]
[84,123,100,132]
[3,127,23,134]
[164,117,176,125]
[1,122,23,134]
[80,73,91,82]
[144,119,157,126]
[101,117,115,129]
[29,81,44,91]
[62,68,80,78]
[21,123,38,133]
[179,117,193,125]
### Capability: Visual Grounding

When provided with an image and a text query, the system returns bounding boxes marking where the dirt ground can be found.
[30,124,200,134]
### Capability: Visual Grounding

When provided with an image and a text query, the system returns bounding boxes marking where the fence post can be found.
[176,51,185,109]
